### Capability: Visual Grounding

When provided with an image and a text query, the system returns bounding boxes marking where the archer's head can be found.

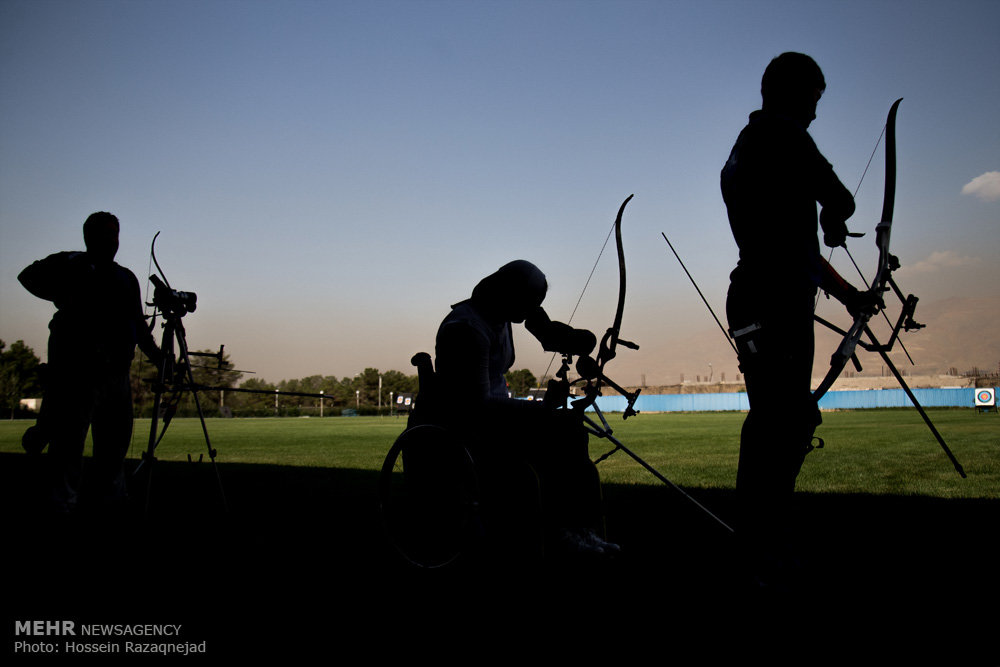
[83,211,120,265]
[762,52,826,128]
[471,259,548,324]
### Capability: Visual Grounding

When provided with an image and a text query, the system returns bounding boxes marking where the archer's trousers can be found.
[727,288,821,551]
[42,363,134,513]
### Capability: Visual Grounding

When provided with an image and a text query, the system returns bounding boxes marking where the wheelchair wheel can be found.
[378,425,481,569]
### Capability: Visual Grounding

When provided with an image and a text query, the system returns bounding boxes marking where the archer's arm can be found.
[816,165,856,249]
[818,257,881,316]
[18,252,90,304]
[524,307,596,356]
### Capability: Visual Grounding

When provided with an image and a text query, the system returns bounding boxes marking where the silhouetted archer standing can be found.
[19,212,161,516]
[721,53,876,587]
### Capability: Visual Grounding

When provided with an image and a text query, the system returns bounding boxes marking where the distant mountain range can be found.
[883,295,1000,376]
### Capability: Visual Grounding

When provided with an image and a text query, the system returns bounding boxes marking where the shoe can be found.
[557,530,602,557]
[557,529,619,559]
[582,529,621,557]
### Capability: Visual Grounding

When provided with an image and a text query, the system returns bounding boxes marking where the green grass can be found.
[1,409,996,498]
[586,409,999,498]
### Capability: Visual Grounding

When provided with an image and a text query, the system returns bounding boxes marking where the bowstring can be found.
[539,220,616,385]
[130,242,158,460]
[815,120,887,311]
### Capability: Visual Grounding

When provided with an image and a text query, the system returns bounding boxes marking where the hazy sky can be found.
[2,0,997,386]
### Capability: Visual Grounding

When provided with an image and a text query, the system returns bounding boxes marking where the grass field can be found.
[2,409,997,660]
[2,408,994,497]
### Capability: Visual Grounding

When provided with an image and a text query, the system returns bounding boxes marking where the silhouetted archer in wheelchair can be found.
[379,260,634,568]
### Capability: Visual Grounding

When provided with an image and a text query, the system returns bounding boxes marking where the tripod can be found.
[133,275,228,515]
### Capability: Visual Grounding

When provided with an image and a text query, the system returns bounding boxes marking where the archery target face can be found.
[975,388,995,406]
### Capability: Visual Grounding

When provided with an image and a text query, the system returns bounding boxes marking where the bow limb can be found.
[592,194,642,418]
[871,97,902,292]
[813,98,901,401]
[597,194,634,374]
[150,231,172,289]
[142,232,165,333]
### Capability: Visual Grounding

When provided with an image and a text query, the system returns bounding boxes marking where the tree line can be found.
[0,340,42,418]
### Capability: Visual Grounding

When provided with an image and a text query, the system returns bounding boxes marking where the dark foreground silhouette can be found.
[18,213,163,519]
[2,451,995,661]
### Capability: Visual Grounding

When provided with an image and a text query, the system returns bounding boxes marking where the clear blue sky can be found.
[2,0,997,386]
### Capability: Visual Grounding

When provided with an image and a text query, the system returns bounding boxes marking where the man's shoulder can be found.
[730,109,822,170]
[31,250,85,266]
[111,262,140,282]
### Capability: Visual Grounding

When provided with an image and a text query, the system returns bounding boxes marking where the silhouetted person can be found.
[419,259,617,557]
[19,212,161,516]
[721,53,875,586]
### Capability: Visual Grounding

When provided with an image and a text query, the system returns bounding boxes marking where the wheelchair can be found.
[378,353,545,569]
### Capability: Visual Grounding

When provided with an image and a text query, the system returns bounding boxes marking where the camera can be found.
[150,274,197,316]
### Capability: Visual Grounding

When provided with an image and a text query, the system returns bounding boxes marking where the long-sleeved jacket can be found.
[722,109,855,311]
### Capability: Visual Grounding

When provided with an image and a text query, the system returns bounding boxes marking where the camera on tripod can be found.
[150,273,197,317]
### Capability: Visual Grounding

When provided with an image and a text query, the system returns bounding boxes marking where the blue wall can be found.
[590,387,995,413]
